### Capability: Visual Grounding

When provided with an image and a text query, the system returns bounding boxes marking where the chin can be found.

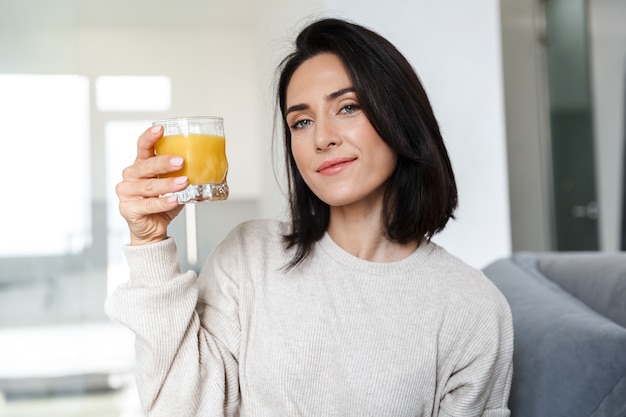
[319,194,363,208]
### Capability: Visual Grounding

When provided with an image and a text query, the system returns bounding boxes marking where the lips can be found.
[317,157,357,175]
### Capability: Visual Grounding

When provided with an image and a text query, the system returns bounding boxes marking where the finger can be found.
[119,195,181,220]
[116,175,189,200]
[135,125,164,162]
[122,155,184,181]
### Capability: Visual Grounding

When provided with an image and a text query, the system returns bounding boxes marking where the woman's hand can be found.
[116,125,189,245]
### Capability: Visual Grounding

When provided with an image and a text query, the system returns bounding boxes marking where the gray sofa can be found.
[483,252,626,417]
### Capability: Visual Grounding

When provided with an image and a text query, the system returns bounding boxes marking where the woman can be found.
[108,17,513,417]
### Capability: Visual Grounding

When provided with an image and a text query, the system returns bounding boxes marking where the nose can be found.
[314,118,341,151]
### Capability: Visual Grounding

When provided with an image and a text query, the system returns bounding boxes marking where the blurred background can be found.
[0,0,623,415]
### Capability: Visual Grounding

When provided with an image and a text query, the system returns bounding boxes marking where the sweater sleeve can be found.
[104,237,241,417]
[438,291,514,417]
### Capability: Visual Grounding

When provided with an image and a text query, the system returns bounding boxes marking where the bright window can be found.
[0,74,91,256]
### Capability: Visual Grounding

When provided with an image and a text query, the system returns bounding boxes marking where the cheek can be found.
[371,139,397,175]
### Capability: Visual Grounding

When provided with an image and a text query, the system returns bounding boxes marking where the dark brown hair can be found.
[278,18,457,268]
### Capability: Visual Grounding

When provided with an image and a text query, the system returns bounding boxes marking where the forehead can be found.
[286,53,352,103]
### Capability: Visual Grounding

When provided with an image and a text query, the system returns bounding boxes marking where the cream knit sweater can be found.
[106,219,513,417]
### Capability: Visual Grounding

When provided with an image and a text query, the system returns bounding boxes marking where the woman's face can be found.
[285,53,397,209]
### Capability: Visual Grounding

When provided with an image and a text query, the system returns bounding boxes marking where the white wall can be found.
[0,0,519,269]
[3,0,622,266]
[589,0,626,251]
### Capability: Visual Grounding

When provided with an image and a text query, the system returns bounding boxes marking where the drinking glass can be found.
[153,116,229,204]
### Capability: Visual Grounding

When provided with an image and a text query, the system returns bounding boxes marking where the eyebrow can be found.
[285,87,356,116]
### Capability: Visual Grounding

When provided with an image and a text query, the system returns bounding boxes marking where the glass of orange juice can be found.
[153,116,228,204]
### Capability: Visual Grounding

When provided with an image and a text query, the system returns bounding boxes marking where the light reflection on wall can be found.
[95,76,171,112]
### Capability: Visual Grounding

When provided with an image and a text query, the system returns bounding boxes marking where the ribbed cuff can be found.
[123,237,183,287]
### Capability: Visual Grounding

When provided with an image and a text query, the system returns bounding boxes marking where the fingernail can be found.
[167,195,178,204]
[174,176,188,185]
[171,156,184,167]
[151,125,162,134]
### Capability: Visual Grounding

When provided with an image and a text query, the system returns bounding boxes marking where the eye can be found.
[340,103,360,114]
[291,119,312,130]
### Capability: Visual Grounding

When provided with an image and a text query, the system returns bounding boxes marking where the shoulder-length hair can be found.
[277,18,457,269]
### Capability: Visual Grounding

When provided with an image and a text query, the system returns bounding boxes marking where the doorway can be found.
[544,0,600,250]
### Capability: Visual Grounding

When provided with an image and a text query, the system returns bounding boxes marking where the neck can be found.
[327,205,418,263]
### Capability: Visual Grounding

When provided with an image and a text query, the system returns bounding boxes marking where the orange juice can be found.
[156,133,227,185]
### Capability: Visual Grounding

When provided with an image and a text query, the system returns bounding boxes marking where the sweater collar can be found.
[316,233,437,276]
